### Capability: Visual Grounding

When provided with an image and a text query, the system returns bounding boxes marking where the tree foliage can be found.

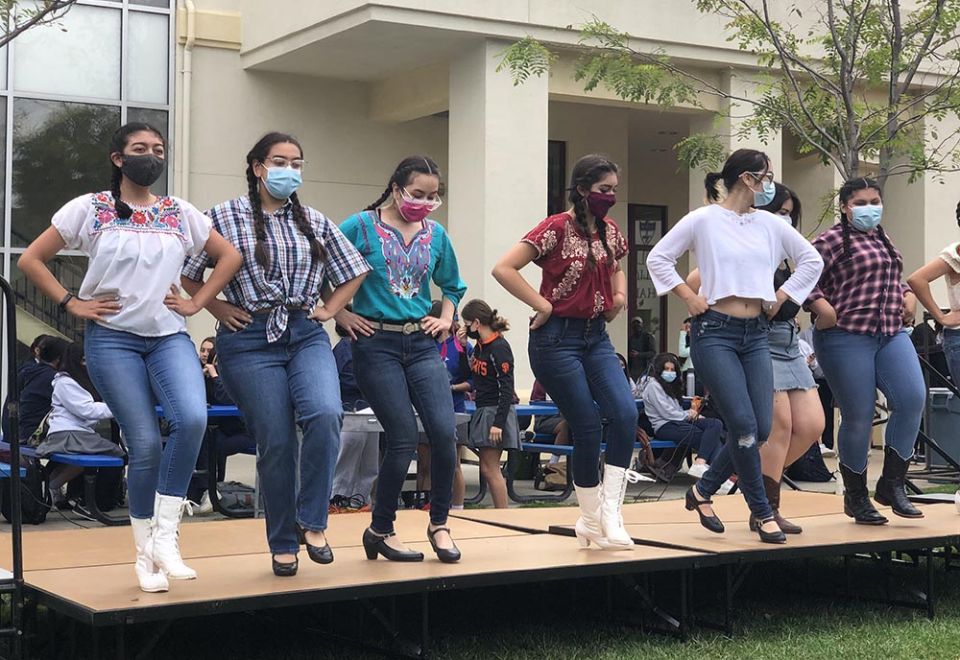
[0,1,79,50]
[499,1,960,187]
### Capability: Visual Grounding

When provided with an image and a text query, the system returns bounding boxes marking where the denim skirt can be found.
[769,321,816,392]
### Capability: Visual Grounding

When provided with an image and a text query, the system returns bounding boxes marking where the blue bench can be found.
[0,441,127,527]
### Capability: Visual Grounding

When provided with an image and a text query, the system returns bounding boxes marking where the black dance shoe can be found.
[427,526,461,563]
[685,487,724,533]
[296,523,334,564]
[362,527,424,562]
[272,554,298,577]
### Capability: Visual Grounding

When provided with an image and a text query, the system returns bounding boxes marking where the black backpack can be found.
[0,457,50,525]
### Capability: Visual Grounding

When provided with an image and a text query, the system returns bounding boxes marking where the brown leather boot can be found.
[763,474,802,534]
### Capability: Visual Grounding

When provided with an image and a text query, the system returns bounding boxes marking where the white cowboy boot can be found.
[573,484,618,549]
[152,493,197,580]
[599,465,640,548]
[130,516,169,593]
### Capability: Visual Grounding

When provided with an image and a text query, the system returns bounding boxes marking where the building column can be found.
[447,39,548,390]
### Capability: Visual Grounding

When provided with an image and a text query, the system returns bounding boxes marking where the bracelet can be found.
[58,292,74,310]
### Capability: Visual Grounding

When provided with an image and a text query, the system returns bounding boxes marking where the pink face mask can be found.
[397,187,441,223]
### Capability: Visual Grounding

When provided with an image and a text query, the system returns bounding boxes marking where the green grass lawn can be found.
[66,550,955,660]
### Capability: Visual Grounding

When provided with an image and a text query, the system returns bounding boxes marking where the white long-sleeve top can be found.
[647,205,823,306]
[47,374,113,435]
[641,379,689,433]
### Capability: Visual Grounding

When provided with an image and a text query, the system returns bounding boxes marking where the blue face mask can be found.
[850,204,883,232]
[661,371,678,383]
[263,167,302,200]
[754,179,776,207]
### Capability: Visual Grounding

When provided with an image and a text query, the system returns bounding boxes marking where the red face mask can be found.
[587,191,616,220]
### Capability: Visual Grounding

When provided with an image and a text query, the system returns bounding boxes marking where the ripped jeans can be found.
[691,311,774,521]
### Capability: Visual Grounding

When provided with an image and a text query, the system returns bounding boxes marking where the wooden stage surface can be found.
[7,493,959,626]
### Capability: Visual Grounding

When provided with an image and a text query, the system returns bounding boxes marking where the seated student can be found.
[2,336,68,442]
[36,343,124,509]
[330,317,378,512]
[617,352,642,398]
[641,353,724,480]
[187,337,255,513]
[529,379,571,488]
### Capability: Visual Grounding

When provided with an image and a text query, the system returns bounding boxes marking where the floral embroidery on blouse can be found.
[374,219,434,299]
[593,292,605,316]
[90,192,184,237]
[552,259,584,300]
[535,229,558,256]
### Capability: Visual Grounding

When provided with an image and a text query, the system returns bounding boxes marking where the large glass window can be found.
[12,100,121,247]
[14,5,122,100]
[128,12,169,104]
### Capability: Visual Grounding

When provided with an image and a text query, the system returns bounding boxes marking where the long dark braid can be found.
[108,122,165,220]
[365,155,442,211]
[245,132,325,270]
[569,154,618,268]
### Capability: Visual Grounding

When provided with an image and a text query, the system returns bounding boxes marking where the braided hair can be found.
[568,154,618,268]
[109,122,165,220]
[245,132,325,270]
[365,155,442,211]
[837,177,898,265]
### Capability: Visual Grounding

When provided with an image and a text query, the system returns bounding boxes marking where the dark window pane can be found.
[127,108,168,194]
[12,100,120,247]
[131,0,172,8]
[11,254,88,347]
[547,140,566,215]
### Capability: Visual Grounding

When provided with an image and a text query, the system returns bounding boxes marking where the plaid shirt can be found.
[805,224,910,336]
[182,196,370,342]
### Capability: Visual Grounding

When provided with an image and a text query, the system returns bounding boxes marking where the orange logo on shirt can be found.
[501,362,511,374]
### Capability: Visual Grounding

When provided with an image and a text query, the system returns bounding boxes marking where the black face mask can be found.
[121,154,166,187]
[466,328,480,340]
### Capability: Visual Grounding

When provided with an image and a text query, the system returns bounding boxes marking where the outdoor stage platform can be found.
[6,491,960,658]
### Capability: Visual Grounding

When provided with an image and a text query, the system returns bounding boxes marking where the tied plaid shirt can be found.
[805,224,910,336]
[182,196,370,342]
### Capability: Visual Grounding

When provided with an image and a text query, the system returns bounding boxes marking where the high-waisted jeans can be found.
[84,323,207,519]
[352,328,457,533]
[528,316,638,488]
[216,312,342,555]
[813,327,924,473]
[691,311,774,521]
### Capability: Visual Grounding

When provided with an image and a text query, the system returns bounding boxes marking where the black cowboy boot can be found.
[749,475,802,534]
[839,464,888,525]
[873,447,924,518]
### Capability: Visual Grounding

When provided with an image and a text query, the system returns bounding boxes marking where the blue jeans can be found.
[216,312,342,555]
[352,328,457,533]
[813,328,924,473]
[656,417,724,465]
[84,323,207,519]
[690,311,774,520]
[528,316,638,488]
[941,328,960,385]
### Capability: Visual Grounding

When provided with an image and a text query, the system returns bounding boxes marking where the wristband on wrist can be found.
[58,292,75,310]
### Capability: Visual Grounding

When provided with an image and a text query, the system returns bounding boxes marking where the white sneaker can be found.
[717,479,736,495]
[687,463,709,480]
[197,491,213,515]
[820,443,836,458]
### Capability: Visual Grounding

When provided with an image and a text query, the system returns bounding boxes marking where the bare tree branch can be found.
[0,1,79,50]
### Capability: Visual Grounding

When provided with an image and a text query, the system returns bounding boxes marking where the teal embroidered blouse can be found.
[339,210,467,321]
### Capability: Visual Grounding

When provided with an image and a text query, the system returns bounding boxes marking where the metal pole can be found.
[0,276,23,659]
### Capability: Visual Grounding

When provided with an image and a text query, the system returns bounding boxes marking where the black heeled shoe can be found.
[272,554,298,577]
[685,487,724,533]
[755,517,787,544]
[362,528,424,562]
[296,523,334,565]
[427,526,461,563]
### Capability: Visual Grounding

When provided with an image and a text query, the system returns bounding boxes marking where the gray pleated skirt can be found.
[467,405,521,450]
[769,321,816,392]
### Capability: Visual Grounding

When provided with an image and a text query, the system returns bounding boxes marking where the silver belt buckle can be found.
[401,322,418,335]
